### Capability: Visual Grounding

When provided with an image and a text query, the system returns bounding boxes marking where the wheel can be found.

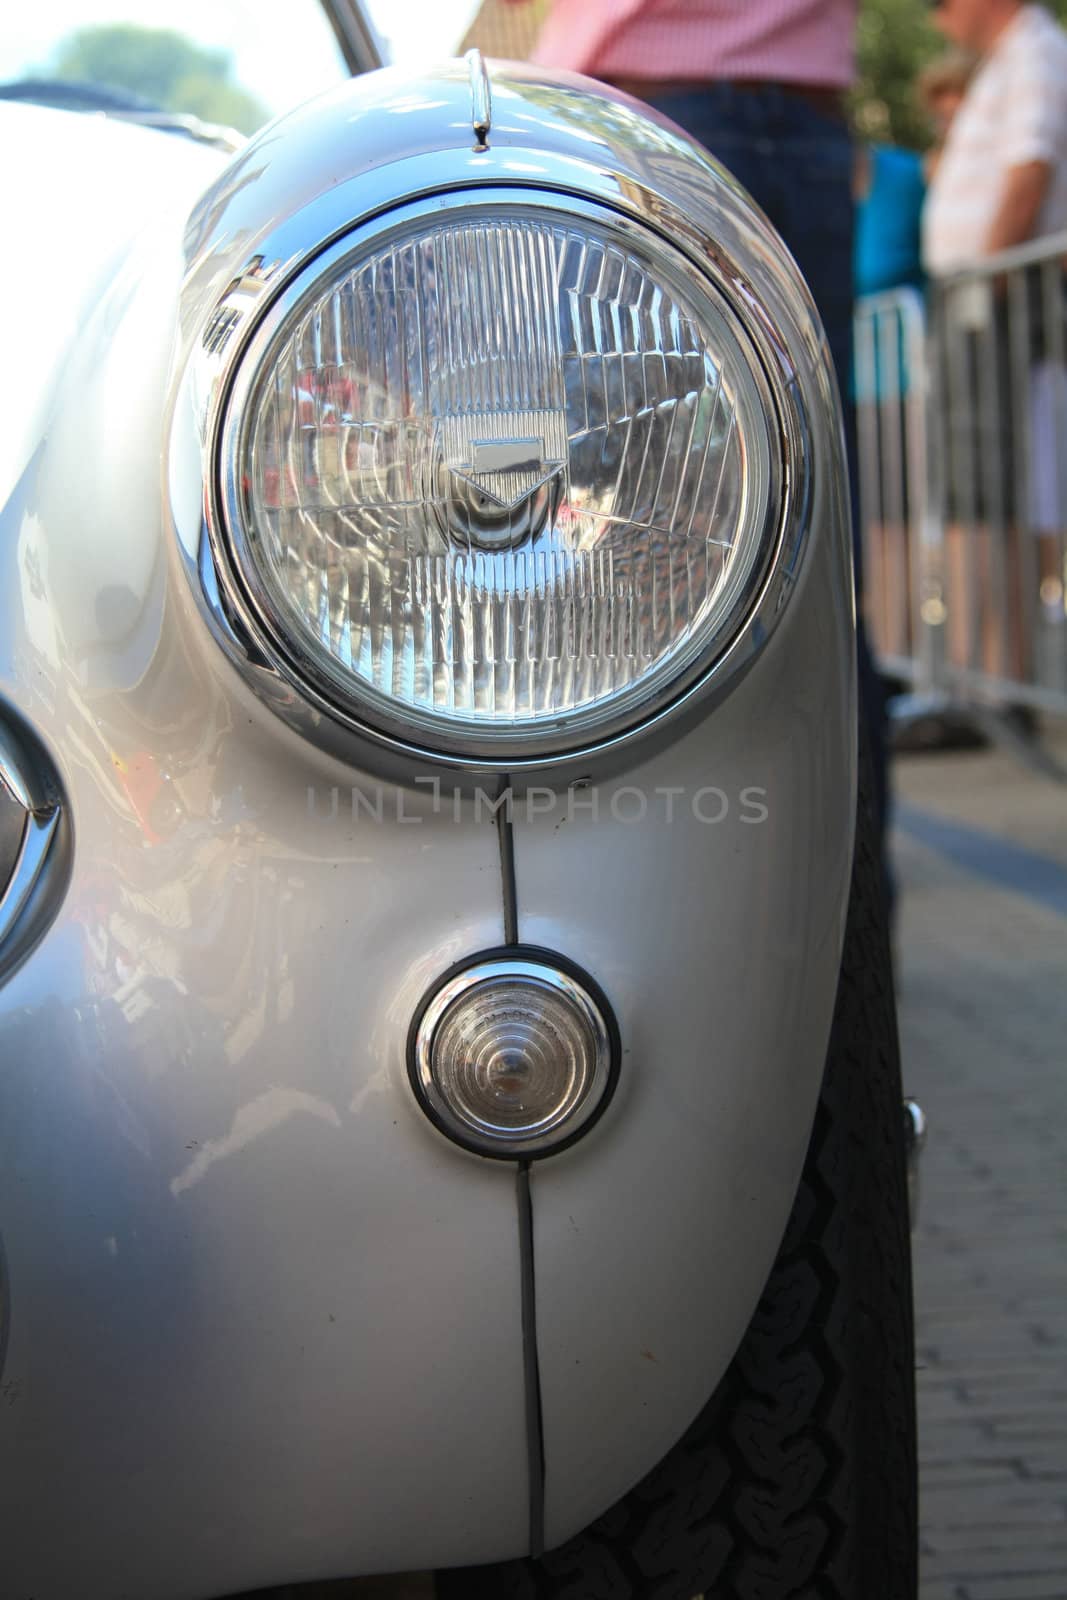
[438,752,917,1600]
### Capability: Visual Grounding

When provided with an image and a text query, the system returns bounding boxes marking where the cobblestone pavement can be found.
[894,731,1067,1600]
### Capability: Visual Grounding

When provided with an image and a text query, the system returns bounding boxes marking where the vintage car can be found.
[0,10,918,1598]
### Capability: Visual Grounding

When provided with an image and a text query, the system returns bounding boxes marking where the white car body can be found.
[0,60,855,1598]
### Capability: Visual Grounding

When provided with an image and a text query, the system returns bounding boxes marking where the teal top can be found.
[854,144,926,299]
[854,146,926,401]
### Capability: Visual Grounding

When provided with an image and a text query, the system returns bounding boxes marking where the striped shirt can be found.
[922,4,1067,274]
[530,0,856,89]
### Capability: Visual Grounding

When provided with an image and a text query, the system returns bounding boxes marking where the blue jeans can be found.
[646,84,891,886]
[644,85,857,551]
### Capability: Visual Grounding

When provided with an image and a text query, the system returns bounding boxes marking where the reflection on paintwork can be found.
[349,1066,391,1118]
[171,1086,342,1196]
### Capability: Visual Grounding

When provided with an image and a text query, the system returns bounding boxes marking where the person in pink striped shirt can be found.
[515,0,891,896]
[517,2,858,507]
[522,1,860,419]
[529,0,856,88]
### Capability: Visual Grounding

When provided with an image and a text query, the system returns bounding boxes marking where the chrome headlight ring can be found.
[184,108,819,780]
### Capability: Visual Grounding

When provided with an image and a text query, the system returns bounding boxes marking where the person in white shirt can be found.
[924,0,1067,272]
[923,1,1067,674]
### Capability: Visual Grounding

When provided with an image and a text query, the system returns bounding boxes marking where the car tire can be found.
[437,749,917,1600]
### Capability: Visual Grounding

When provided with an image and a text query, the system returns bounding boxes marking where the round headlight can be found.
[217,191,779,762]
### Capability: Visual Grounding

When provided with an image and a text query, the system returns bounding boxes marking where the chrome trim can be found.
[174,63,831,781]
[0,710,69,985]
[904,1098,927,1229]
[319,0,385,74]
[466,48,492,148]
[0,722,37,815]
[0,810,60,947]
[197,520,264,664]
[209,188,785,771]
[410,954,617,1158]
[109,108,243,153]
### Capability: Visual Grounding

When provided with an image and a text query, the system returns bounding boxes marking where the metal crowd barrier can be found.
[855,287,937,693]
[855,233,1067,760]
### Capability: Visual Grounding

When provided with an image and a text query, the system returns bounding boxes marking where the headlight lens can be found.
[220,196,777,758]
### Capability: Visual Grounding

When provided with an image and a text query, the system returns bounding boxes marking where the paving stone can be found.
[963,1578,1067,1600]
[894,740,1067,1600]
[920,1489,1067,1524]
[922,1467,1029,1491]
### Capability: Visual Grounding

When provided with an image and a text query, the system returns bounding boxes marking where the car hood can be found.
[0,99,226,502]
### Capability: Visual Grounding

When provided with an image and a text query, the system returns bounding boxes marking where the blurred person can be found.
[923,0,1067,681]
[854,140,925,663]
[515,0,894,885]
[854,51,973,672]
[924,0,1067,270]
[916,48,978,181]
[855,143,925,299]
[525,2,858,426]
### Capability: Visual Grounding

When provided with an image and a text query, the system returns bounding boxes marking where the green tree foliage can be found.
[854,0,941,147]
[854,0,1067,150]
[49,24,266,134]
